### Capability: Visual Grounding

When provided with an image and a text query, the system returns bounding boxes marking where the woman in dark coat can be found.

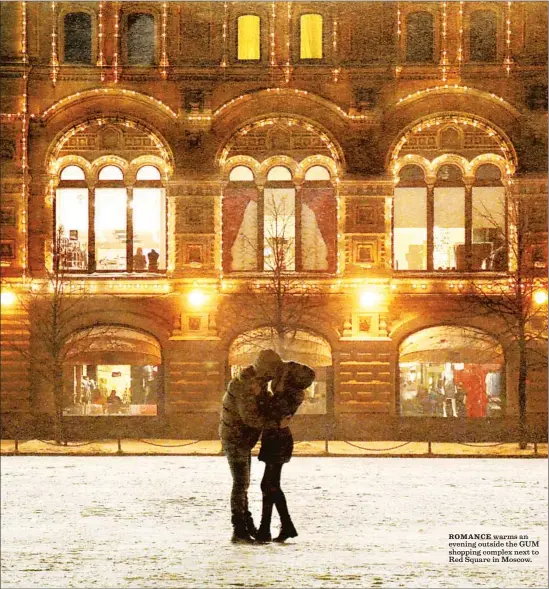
[255,358,315,543]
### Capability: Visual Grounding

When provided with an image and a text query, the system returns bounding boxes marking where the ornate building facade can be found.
[0,1,547,441]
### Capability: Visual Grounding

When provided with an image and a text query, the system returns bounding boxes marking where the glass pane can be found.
[63,364,159,416]
[136,165,161,181]
[98,166,124,181]
[128,13,155,65]
[229,166,254,181]
[470,11,497,62]
[95,188,127,270]
[64,13,92,64]
[60,165,86,180]
[264,188,295,271]
[305,165,330,181]
[238,15,260,60]
[406,12,434,62]
[301,14,323,59]
[56,188,88,270]
[267,166,292,181]
[133,187,165,271]
[472,186,506,270]
[434,187,465,270]
[394,187,427,270]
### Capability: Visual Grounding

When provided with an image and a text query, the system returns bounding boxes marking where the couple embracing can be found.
[220,349,315,544]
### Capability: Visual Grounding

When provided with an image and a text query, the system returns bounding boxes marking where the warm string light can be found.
[97,1,106,81]
[221,2,228,68]
[41,88,178,119]
[21,1,27,65]
[21,1,29,273]
[50,1,59,85]
[395,2,402,78]
[504,1,513,75]
[113,6,120,83]
[285,1,292,83]
[332,14,339,83]
[440,1,448,82]
[457,1,464,70]
[160,3,170,79]
[50,118,172,175]
[391,115,516,172]
[270,2,277,67]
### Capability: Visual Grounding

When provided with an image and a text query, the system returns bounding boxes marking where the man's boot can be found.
[231,513,255,543]
[245,510,258,539]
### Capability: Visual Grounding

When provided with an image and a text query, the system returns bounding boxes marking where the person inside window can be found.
[147,249,159,272]
[134,247,147,271]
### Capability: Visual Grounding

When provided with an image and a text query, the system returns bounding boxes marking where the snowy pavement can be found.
[1,456,547,588]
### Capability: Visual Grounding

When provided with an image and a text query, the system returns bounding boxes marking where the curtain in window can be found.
[301,187,336,271]
[238,15,260,60]
[300,14,323,59]
[223,187,258,271]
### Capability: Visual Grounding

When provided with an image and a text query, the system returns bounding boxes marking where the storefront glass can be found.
[399,326,504,418]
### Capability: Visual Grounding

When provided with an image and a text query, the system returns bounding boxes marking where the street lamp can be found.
[533,289,548,305]
[188,289,207,308]
[0,291,16,306]
[359,289,381,309]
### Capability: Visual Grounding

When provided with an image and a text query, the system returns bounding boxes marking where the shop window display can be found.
[399,326,504,418]
[63,364,159,416]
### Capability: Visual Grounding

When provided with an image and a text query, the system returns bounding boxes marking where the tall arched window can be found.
[394,165,427,271]
[472,164,506,270]
[55,163,166,273]
[300,14,323,59]
[434,165,465,271]
[238,15,261,60]
[127,13,155,65]
[64,12,92,64]
[406,12,434,62]
[470,11,497,62]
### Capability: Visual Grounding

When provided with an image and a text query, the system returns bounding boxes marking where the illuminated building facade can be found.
[0,2,547,440]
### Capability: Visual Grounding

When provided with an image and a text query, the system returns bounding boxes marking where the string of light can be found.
[160,2,170,79]
[332,11,340,83]
[504,1,513,76]
[21,1,29,273]
[270,2,277,67]
[113,4,120,83]
[97,1,106,81]
[285,1,292,83]
[221,2,228,68]
[395,2,402,78]
[50,1,59,85]
[457,1,464,72]
[440,1,448,82]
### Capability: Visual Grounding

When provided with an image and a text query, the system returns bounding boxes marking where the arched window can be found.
[238,15,261,60]
[267,166,292,181]
[470,11,497,62]
[55,162,166,273]
[127,13,155,65]
[472,164,506,271]
[300,14,323,59]
[394,165,427,271]
[56,166,89,270]
[64,12,92,64]
[305,166,330,181]
[229,165,254,181]
[399,326,504,418]
[406,12,434,62]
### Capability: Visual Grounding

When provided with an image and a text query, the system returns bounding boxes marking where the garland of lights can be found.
[113,4,120,83]
[285,1,292,83]
[332,10,340,83]
[457,1,463,73]
[395,2,402,78]
[21,1,29,273]
[50,1,59,85]
[97,1,106,81]
[221,2,228,68]
[160,3,170,79]
[270,2,277,67]
[504,1,513,75]
[41,88,178,119]
[440,1,448,82]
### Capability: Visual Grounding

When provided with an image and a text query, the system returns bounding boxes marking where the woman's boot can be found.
[256,497,274,542]
[273,491,298,542]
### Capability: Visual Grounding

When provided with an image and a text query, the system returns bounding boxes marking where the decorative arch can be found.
[223,156,261,181]
[90,155,129,181]
[297,155,338,181]
[259,155,299,181]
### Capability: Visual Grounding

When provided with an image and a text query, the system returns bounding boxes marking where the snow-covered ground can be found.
[2,456,547,588]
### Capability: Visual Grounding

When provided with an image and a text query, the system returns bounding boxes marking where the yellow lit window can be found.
[238,15,260,60]
[300,14,323,59]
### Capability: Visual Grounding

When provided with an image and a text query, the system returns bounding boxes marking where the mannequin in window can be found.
[147,249,159,272]
[134,247,147,272]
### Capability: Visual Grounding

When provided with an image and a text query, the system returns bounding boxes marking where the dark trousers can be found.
[259,462,292,529]
[227,455,251,516]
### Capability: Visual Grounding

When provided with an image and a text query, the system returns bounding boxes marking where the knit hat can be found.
[254,349,282,379]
